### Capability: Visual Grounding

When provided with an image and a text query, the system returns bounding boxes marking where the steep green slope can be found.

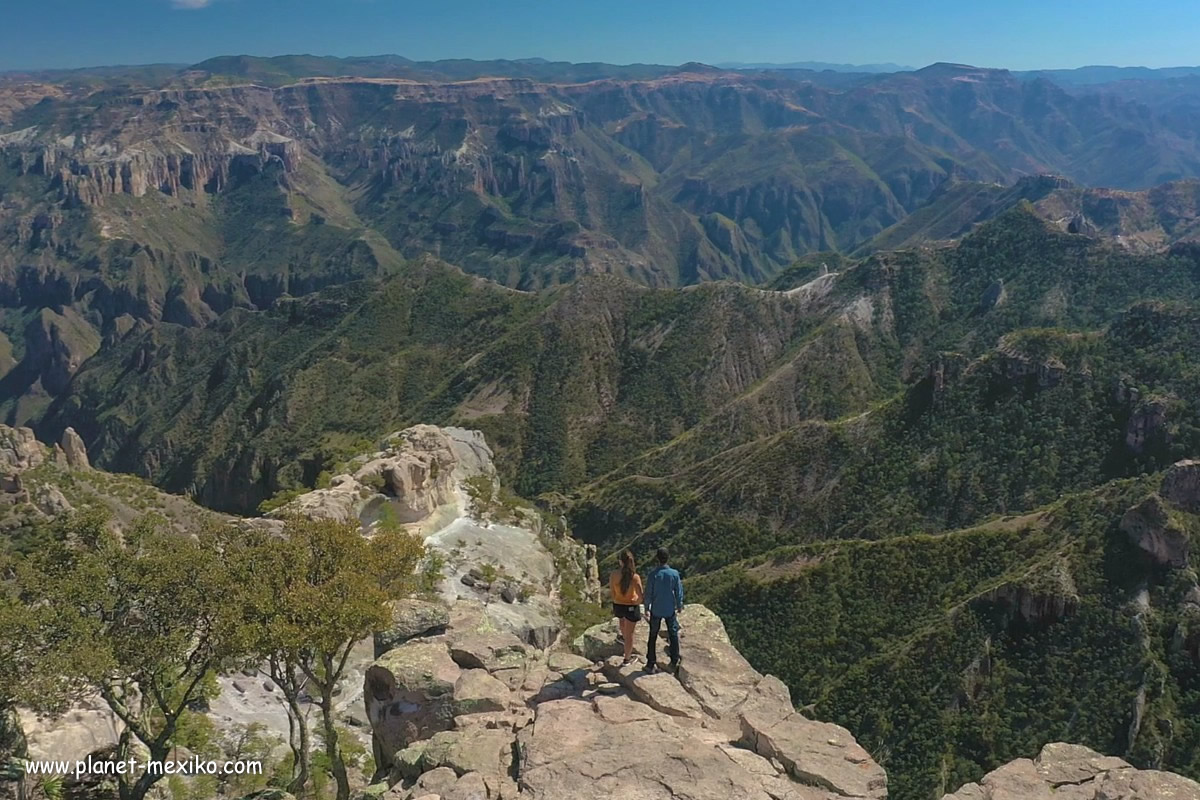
[36,209,1200,520]
[693,471,1200,800]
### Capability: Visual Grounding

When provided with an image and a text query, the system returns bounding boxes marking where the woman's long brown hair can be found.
[619,549,636,595]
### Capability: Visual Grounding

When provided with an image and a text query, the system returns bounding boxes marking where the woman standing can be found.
[610,549,644,665]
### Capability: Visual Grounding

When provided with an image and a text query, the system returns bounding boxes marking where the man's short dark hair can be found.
[656,547,669,565]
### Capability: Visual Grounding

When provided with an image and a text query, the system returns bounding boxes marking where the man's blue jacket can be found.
[644,564,684,619]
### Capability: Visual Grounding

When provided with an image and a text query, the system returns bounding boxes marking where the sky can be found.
[0,0,1197,73]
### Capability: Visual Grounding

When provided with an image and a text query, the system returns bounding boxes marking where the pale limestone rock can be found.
[420,728,513,777]
[452,670,511,716]
[942,742,1200,800]
[603,660,705,719]
[368,593,886,800]
[0,425,45,472]
[375,599,451,657]
[365,640,462,771]
[275,425,494,528]
[1035,742,1131,786]
[60,427,90,469]
[739,709,887,799]
[1093,769,1200,799]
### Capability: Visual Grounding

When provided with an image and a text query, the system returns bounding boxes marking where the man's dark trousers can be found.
[647,613,680,668]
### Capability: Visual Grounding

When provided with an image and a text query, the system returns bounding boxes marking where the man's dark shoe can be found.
[668,661,680,674]
[645,663,657,674]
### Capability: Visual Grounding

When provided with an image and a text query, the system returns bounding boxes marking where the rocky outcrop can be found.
[1125,397,1171,454]
[981,561,1079,623]
[942,742,1200,799]
[993,350,1067,389]
[0,426,46,472]
[60,427,90,470]
[1120,460,1200,569]
[274,426,495,528]
[1122,495,1189,568]
[367,601,887,800]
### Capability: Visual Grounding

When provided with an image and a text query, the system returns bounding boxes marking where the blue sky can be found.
[0,0,1196,72]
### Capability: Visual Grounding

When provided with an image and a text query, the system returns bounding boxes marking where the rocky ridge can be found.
[0,423,215,539]
[1121,460,1200,568]
[237,423,892,799]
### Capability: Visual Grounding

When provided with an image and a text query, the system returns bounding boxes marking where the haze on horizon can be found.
[0,0,1197,73]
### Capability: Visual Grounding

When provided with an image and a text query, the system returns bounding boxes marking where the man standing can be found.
[644,547,684,674]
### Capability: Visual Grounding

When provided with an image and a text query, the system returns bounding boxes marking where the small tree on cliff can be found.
[252,516,424,800]
[14,511,250,800]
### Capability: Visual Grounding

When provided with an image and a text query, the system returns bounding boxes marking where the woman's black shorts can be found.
[612,603,642,622]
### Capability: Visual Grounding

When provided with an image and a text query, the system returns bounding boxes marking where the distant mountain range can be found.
[7,54,1200,89]
[716,60,915,72]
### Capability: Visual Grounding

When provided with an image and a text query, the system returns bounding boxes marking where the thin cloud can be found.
[171,0,213,8]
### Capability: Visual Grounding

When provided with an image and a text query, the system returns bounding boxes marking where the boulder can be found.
[739,710,887,799]
[546,652,593,673]
[375,599,451,657]
[392,741,428,782]
[445,771,489,800]
[364,640,461,770]
[60,427,90,470]
[420,728,514,777]
[1035,742,1130,786]
[413,766,459,796]
[942,742,1200,799]
[571,619,624,662]
[1093,769,1200,799]
[1163,460,1200,513]
[672,605,777,722]
[452,670,511,716]
[448,632,528,673]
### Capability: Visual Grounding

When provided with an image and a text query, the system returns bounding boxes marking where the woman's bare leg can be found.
[620,618,635,661]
